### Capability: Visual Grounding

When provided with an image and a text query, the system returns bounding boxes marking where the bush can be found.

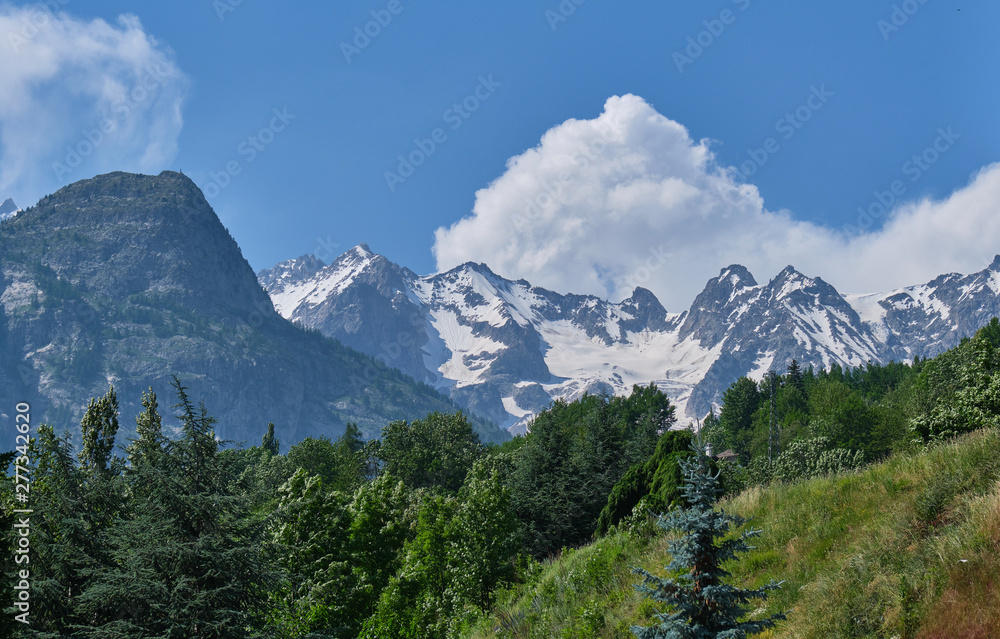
[594,431,692,536]
[770,438,865,483]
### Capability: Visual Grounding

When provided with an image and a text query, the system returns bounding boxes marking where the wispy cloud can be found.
[433,94,1000,310]
[0,5,189,205]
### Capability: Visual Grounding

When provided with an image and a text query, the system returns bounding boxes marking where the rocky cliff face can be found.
[0,172,503,446]
[261,247,1000,433]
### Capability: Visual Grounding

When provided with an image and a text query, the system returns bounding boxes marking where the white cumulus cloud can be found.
[432,94,1000,310]
[0,5,188,206]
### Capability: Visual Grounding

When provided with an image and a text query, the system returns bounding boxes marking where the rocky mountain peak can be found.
[443,261,501,281]
[618,286,671,330]
[678,264,760,342]
[623,286,663,308]
[770,264,808,286]
[256,254,327,293]
[717,264,758,288]
[15,171,270,318]
[697,264,760,304]
[0,197,19,220]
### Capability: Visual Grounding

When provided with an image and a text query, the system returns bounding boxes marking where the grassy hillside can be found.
[470,427,1000,638]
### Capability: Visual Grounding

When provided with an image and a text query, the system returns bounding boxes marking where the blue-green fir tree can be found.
[631,443,786,638]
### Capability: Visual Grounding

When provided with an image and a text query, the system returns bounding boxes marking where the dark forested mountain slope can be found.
[0,171,503,445]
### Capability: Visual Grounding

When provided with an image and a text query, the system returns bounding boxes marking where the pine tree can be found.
[29,425,93,634]
[631,444,786,638]
[79,385,121,477]
[262,422,280,456]
[716,377,760,462]
[787,359,805,395]
[74,378,273,638]
[77,386,126,554]
[127,387,166,473]
[0,451,18,639]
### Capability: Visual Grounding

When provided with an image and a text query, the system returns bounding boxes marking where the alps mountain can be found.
[0,172,502,446]
[0,198,19,221]
[260,247,1000,433]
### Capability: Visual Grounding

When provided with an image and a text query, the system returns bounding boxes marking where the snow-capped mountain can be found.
[0,198,19,221]
[259,247,1000,433]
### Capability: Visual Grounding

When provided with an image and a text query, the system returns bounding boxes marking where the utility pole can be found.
[768,369,777,463]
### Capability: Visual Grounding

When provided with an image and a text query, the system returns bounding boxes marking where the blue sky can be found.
[1,0,998,309]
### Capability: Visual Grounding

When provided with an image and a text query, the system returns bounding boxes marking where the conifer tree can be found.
[787,359,805,394]
[631,444,786,638]
[716,377,760,462]
[0,451,17,639]
[24,389,126,633]
[30,425,92,634]
[262,422,280,456]
[127,387,166,472]
[74,378,272,638]
[78,386,126,553]
[79,385,121,477]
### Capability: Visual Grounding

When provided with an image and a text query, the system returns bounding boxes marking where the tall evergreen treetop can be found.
[631,444,786,638]
[128,387,165,470]
[262,421,280,456]
[787,359,804,394]
[79,385,121,476]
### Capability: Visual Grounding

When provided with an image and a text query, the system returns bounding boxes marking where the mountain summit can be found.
[0,197,19,221]
[0,172,501,445]
[261,247,1000,432]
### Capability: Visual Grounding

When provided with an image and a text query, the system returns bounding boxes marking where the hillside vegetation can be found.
[468,426,1000,638]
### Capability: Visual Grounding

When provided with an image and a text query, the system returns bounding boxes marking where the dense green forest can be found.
[5,318,1000,637]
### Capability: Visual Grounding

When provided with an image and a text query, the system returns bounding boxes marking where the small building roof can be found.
[715,449,738,460]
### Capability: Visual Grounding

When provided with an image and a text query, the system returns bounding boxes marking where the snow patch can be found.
[427,309,506,387]
[502,396,533,419]
[987,271,1000,296]
[747,350,776,381]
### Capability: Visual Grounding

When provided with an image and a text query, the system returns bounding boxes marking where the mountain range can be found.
[0,173,504,446]
[259,246,1000,433]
